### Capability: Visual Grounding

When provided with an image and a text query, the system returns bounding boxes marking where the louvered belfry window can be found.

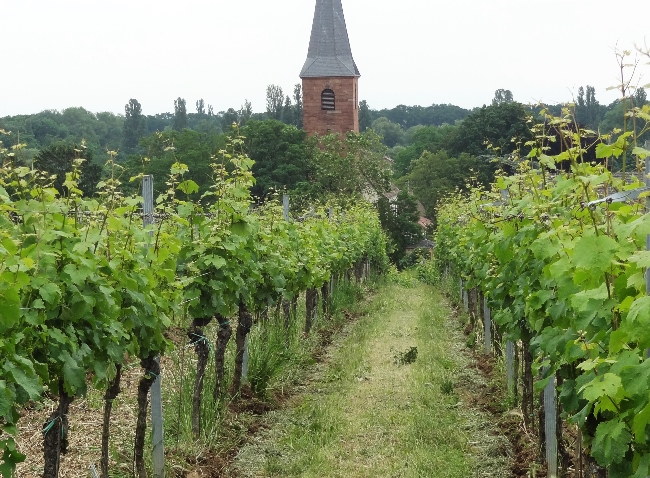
[321,89,335,110]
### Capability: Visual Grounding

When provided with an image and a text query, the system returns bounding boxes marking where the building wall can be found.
[302,77,359,136]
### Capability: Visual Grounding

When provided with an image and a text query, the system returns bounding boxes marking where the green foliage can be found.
[394,346,418,365]
[370,117,405,148]
[370,103,470,129]
[127,128,226,198]
[123,99,146,152]
[377,190,422,263]
[415,258,439,285]
[359,100,372,132]
[434,103,650,474]
[0,131,388,474]
[398,247,430,270]
[241,119,309,199]
[173,97,188,131]
[32,141,102,197]
[303,130,391,203]
[399,150,495,220]
[392,124,457,177]
[447,101,532,157]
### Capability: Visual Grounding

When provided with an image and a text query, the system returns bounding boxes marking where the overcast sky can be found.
[1,0,649,117]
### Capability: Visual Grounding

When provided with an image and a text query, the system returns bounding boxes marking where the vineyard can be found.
[435,106,650,477]
[0,135,389,477]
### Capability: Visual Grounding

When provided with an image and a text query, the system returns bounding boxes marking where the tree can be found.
[492,89,514,105]
[293,84,303,129]
[241,119,310,199]
[123,99,146,152]
[173,97,188,131]
[392,124,457,177]
[239,100,253,126]
[359,100,372,132]
[370,117,405,148]
[207,104,214,117]
[634,87,647,107]
[305,130,391,201]
[221,108,239,131]
[448,101,532,156]
[196,99,206,115]
[283,95,294,126]
[399,150,495,220]
[33,142,102,197]
[377,190,422,263]
[129,129,225,197]
[266,85,284,120]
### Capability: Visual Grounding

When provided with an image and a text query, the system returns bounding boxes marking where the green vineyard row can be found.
[0,138,388,476]
[435,110,650,477]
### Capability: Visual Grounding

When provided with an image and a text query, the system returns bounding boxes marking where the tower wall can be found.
[302,77,359,136]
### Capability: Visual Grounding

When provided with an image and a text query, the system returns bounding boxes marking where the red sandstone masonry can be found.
[302,77,359,136]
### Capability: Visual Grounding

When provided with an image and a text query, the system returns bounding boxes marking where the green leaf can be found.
[633,402,650,445]
[0,286,20,333]
[38,283,61,305]
[572,234,619,275]
[632,146,650,159]
[178,180,199,195]
[621,296,650,347]
[596,143,614,159]
[61,352,86,395]
[0,382,15,422]
[580,373,622,402]
[3,359,40,400]
[592,418,632,465]
[631,453,650,478]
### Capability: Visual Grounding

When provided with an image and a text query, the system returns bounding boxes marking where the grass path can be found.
[233,280,511,477]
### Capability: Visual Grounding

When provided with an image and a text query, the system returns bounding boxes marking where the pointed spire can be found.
[300,0,360,78]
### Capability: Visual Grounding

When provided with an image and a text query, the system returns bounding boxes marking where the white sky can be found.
[1,0,649,117]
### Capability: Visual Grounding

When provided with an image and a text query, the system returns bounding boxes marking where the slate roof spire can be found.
[300,0,360,78]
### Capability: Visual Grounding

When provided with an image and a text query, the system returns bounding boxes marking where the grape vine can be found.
[0,135,388,477]
[435,105,650,477]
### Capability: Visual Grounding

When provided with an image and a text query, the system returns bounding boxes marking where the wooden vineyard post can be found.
[483,295,492,354]
[544,373,558,478]
[143,175,165,478]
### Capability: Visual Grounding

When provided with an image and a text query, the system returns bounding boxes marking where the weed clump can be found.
[394,346,418,365]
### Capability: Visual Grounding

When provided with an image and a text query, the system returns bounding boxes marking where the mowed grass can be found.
[236,277,477,477]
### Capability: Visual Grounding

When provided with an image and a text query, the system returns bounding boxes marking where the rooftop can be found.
[300,0,360,78]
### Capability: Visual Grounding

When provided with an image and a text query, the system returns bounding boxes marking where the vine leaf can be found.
[633,402,650,445]
[61,351,86,395]
[38,283,61,305]
[621,296,650,348]
[592,418,631,465]
[580,372,622,403]
[572,235,618,275]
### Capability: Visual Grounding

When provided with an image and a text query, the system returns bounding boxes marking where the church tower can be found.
[300,0,360,136]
